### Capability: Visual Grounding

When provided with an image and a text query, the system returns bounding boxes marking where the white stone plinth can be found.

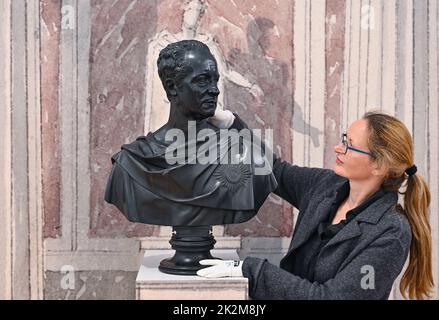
[136,249,248,300]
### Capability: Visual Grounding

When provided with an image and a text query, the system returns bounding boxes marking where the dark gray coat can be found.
[242,158,412,300]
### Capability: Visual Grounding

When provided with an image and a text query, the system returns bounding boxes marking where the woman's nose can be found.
[334,143,343,154]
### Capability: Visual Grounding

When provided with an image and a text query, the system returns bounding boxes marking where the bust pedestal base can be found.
[158,226,216,275]
[136,249,248,300]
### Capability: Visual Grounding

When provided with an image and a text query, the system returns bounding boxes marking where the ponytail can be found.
[400,173,433,299]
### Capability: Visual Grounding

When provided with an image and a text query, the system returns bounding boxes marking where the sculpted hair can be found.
[157,40,212,95]
[363,111,433,300]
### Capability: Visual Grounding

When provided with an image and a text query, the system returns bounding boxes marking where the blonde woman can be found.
[198,110,433,300]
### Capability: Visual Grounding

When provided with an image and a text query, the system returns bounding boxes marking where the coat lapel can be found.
[321,219,362,249]
[288,188,337,252]
[321,190,398,250]
[287,184,398,257]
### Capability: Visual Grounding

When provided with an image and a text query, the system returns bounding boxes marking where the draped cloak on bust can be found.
[104,115,278,226]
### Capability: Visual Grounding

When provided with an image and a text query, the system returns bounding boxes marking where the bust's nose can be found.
[208,84,220,96]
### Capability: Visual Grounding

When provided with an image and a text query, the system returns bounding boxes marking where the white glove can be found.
[196,259,244,278]
[208,109,235,129]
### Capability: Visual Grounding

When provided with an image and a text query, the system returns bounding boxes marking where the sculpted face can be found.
[175,49,220,120]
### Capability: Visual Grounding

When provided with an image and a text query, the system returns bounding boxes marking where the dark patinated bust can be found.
[104,40,277,274]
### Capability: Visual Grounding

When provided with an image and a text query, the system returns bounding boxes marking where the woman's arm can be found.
[242,234,410,300]
[271,156,333,209]
[230,112,333,210]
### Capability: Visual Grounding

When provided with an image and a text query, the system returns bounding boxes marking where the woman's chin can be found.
[333,165,345,177]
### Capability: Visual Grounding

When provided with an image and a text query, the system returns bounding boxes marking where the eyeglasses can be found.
[341,133,372,156]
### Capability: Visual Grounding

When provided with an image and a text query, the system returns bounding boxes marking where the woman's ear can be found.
[165,79,177,97]
[371,161,388,178]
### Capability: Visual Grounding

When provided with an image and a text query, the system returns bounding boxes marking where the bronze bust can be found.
[104,40,277,274]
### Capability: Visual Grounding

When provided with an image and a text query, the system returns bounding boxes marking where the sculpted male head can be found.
[157,40,220,120]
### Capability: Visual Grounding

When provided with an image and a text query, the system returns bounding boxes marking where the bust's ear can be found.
[165,79,178,97]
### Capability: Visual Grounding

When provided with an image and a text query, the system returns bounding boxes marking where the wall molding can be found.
[427,0,439,299]
[0,0,13,300]
[293,0,326,168]
[0,0,44,299]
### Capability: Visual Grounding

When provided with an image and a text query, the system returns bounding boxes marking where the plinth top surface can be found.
[136,249,247,283]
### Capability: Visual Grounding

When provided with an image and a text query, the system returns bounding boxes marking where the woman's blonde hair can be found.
[363,111,433,299]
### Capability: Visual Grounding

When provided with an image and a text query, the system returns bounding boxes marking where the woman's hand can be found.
[196,259,243,278]
[208,108,235,129]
